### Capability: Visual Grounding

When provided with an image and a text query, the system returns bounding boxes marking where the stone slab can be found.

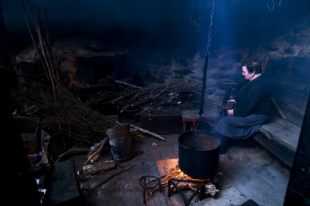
[43,159,82,206]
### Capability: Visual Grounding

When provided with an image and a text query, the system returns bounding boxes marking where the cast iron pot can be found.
[178,130,220,179]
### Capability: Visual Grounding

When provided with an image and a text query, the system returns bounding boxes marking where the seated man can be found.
[215,60,272,154]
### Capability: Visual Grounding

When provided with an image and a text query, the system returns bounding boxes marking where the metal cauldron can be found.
[178,130,220,179]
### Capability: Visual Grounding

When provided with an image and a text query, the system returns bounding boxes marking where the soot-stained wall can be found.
[1,0,310,54]
[2,0,310,111]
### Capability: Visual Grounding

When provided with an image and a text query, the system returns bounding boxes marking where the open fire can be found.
[140,161,219,206]
[139,130,221,205]
[151,164,219,195]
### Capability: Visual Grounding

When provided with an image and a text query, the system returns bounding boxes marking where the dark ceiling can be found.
[1,0,309,54]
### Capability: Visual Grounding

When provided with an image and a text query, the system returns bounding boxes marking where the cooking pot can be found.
[178,130,220,179]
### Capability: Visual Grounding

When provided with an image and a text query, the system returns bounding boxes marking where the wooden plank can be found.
[265,57,310,84]
[271,96,286,120]
[277,107,304,127]
[258,115,300,156]
[284,91,310,205]
[270,81,308,118]
[181,109,220,120]
[264,57,310,125]
[83,160,116,176]
[254,133,294,167]
[140,114,183,135]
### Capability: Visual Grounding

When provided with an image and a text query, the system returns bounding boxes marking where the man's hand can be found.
[227,99,236,103]
[227,109,234,115]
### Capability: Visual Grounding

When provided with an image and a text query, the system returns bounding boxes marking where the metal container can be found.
[178,130,220,179]
[109,137,133,163]
[106,124,130,141]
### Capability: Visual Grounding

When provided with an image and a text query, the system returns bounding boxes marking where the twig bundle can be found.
[11,83,116,145]
[21,0,59,102]
[87,79,203,115]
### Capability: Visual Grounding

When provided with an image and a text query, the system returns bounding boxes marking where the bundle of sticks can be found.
[86,79,203,116]
[11,82,167,146]
[12,83,112,144]
[21,0,59,102]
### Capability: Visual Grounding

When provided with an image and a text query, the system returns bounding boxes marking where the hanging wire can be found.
[267,0,275,11]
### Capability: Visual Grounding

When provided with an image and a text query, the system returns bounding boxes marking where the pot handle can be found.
[191,118,204,149]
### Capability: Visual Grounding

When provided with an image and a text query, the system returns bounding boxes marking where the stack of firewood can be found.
[85,79,202,116]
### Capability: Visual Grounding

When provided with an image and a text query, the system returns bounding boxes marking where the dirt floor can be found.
[67,123,290,206]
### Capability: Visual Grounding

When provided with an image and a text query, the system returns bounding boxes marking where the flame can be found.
[148,165,218,195]
[161,168,211,184]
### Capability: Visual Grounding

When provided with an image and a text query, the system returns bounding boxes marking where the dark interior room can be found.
[1,0,310,205]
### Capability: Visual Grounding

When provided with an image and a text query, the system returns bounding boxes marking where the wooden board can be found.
[83,160,116,176]
[264,57,310,126]
[254,133,295,168]
[259,115,300,157]
[269,81,308,126]
[181,109,220,121]
[140,113,183,135]
[265,57,310,84]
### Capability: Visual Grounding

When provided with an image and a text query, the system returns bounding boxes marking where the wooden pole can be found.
[271,96,286,120]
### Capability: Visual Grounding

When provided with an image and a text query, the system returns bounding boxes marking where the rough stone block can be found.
[43,159,82,206]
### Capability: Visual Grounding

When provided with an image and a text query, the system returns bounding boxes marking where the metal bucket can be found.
[109,137,133,163]
[106,124,130,141]
[178,130,220,179]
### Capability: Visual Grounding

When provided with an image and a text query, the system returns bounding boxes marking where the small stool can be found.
[181,109,221,132]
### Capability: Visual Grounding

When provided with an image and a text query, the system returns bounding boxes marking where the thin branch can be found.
[115,80,144,90]
[56,148,90,163]
[21,0,47,77]
[83,137,108,166]
[43,10,51,51]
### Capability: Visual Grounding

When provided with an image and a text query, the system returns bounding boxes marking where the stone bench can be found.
[254,115,300,167]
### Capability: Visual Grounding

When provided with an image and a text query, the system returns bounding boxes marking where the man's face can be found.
[242,66,254,80]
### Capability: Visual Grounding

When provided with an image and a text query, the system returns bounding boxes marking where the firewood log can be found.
[83,160,116,176]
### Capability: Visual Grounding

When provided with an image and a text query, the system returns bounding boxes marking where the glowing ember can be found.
[148,165,219,197]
